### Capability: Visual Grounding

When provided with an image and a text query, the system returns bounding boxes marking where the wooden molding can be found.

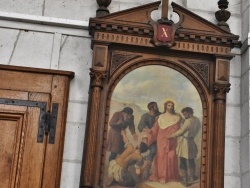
[80,1,239,188]
[0,66,73,188]
[0,64,75,78]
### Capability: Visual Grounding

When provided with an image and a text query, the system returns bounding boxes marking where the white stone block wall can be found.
[0,0,245,187]
[0,24,91,187]
[241,0,250,187]
[225,48,241,187]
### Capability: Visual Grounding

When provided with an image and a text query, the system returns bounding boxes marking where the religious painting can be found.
[103,65,203,188]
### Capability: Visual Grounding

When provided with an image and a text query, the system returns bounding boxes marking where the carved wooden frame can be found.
[80,1,239,188]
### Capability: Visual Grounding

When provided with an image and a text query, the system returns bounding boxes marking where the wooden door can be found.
[0,65,74,188]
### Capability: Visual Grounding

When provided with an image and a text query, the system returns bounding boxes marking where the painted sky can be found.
[112,65,202,119]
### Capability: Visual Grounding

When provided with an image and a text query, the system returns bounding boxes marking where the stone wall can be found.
[0,0,244,187]
[241,0,250,187]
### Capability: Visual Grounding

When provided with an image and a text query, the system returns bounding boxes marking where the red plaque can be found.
[157,24,172,43]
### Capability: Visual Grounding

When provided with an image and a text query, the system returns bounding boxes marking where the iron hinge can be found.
[42,103,58,144]
[0,98,58,144]
[44,111,51,135]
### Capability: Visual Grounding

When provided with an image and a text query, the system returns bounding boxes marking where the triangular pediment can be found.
[171,2,231,35]
[92,1,235,34]
[92,1,161,28]
[89,1,239,48]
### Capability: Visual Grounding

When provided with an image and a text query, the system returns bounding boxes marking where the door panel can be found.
[0,70,52,93]
[42,76,67,188]
[19,93,50,188]
[0,114,25,188]
[0,90,29,188]
[0,90,28,100]
[0,90,50,188]
[0,65,73,188]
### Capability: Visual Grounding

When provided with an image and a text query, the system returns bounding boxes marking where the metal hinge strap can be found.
[48,103,58,144]
[0,98,58,144]
[44,111,51,135]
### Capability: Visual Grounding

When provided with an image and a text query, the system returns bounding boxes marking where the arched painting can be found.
[104,65,203,188]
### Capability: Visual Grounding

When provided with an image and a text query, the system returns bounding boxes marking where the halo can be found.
[163,98,177,105]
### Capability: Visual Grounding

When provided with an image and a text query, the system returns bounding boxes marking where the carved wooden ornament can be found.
[151,18,179,47]
[80,1,239,188]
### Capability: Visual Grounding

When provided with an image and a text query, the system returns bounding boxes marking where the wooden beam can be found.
[162,0,168,19]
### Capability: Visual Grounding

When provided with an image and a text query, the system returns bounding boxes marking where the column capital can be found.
[90,68,107,89]
[213,82,231,101]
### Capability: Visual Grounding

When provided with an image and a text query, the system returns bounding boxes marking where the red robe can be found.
[147,119,180,183]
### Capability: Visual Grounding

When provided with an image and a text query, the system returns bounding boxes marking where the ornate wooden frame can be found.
[80,1,239,188]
